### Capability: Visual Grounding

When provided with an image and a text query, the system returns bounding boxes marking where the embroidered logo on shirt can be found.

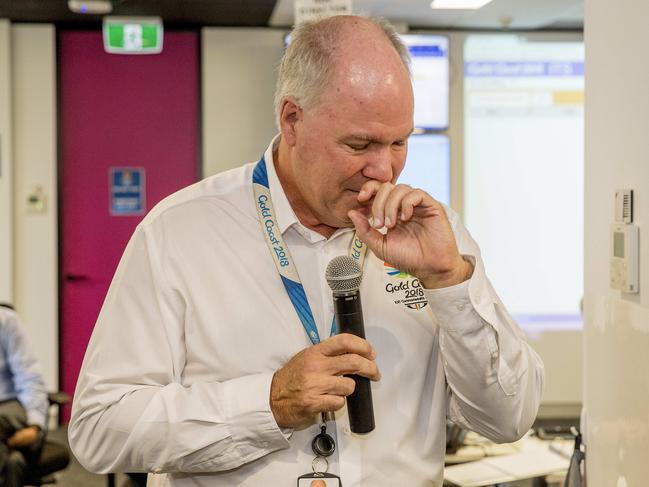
[383,263,428,310]
[383,262,411,279]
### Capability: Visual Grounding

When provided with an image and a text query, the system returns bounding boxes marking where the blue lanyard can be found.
[252,156,366,345]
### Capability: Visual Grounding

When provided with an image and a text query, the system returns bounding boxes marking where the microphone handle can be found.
[333,292,375,434]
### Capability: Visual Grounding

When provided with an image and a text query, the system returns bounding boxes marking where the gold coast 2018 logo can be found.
[383,263,428,311]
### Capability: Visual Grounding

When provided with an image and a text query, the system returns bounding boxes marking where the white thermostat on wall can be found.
[610,223,639,293]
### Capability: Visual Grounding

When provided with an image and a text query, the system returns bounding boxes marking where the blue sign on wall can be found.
[110,167,145,216]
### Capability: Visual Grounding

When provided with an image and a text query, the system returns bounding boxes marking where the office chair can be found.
[23,392,71,486]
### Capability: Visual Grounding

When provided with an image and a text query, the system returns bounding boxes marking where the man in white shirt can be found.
[69,15,544,487]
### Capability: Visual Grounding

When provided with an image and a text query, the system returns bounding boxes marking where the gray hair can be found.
[274,16,411,126]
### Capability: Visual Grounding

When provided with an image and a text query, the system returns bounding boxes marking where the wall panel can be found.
[202,28,286,176]
[0,19,13,303]
[584,0,649,483]
[12,24,58,390]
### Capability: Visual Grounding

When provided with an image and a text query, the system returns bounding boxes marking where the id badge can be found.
[297,472,342,486]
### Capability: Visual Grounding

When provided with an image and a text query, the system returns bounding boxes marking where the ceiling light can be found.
[430,0,494,10]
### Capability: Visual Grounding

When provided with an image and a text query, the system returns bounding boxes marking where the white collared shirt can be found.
[69,138,544,487]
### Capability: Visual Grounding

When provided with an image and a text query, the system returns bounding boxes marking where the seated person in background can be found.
[0,304,48,487]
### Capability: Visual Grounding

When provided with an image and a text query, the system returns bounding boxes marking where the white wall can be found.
[202,28,287,176]
[584,0,649,484]
[0,19,13,304]
[11,24,59,391]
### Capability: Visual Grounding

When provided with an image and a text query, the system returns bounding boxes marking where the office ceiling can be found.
[0,0,583,30]
[273,0,584,30]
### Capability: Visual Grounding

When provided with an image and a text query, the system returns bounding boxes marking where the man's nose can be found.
[362,148,394,183]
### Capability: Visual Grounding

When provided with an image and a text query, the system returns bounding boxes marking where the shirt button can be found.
[456,303,466,311]
[343,426,351,436]
[260,441,269,448]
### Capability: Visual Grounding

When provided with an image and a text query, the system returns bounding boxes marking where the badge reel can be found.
[297,416,342,486]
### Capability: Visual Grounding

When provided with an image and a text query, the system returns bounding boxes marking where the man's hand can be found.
[348,181,473,289]
[270,333,380,429]
[7,425,40,448]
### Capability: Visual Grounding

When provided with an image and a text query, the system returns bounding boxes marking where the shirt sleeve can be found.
[68,223,290,474]
[2,313,48,430]
[424,209,545,443]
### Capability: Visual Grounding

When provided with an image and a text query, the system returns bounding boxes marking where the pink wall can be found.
[60,30,199,419]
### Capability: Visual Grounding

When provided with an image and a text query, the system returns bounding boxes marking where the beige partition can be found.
[11,24,58,391]
[584,0,649,484]
[0,19,13,303]
[202,28,286,176]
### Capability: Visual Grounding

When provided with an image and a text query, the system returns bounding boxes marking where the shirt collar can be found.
[264,135,301,235]
[263,135,355,243]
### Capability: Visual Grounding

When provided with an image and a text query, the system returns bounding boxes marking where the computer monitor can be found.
[398,134,450,206]
[401,35,450,131]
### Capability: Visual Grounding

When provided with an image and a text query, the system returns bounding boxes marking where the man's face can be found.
[285,64,414,231]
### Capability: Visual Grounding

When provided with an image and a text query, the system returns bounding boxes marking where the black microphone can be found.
[325,255,375,434]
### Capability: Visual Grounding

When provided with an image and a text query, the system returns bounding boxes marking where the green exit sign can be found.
[103,17,163,54]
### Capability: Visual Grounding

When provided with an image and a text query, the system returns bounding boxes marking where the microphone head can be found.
[326,256,362,294]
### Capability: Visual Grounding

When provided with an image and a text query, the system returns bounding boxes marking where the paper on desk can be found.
[484,444,568,477]
[444,438,571,487]
[444,461,514,487]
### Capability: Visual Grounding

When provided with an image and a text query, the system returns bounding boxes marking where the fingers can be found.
[318,335,380,380]
[317,393,347,413]
[398,189,429,222]
[348,210,385,257]
[357,180,382,203]
[322,375,357,396]
[358,180,437,230]
[383,184,415,227]
[370,182,400,229]
[317,333,375,359]
[270,335,380,428]
[325,354,381,381]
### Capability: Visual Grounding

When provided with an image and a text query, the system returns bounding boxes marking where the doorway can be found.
[59,29,200,419]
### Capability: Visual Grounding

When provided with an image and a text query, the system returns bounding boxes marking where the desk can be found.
[444,433,572,487]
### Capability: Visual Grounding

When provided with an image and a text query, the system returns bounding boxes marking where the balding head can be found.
[274,15,411,126]
[273,15,414,237]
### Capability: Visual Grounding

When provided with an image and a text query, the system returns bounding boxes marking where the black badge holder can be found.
[312,423,336,457]
[297,419,342,487]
